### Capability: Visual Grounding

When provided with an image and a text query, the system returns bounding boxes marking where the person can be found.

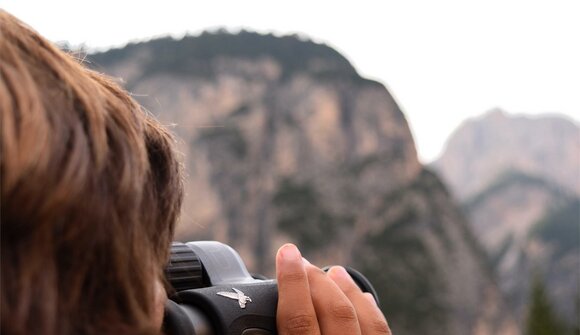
[0,10,391,335]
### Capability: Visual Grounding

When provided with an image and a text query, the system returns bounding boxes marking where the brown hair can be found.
[0,11,183,335]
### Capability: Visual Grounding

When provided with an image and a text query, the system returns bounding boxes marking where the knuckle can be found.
[369,318,391,334]
[283,314,317,335]
[279,270,308,284]
[331,304,357,322]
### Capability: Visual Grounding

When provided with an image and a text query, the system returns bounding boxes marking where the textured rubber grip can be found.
[166,242,205,291]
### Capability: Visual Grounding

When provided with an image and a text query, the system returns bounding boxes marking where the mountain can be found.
[432,110,580,328]
[433,108,580,200]
[88,31,517,335]
[465,170,579,326]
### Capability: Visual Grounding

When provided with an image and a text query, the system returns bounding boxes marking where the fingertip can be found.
[277,243,302,263]
[328,266,359,290]
[327,266,350,281]
[276,244,305,279]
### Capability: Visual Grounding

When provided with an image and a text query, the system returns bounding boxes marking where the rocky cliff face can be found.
[433,111,580,328]
[463,171,579,327]
[89,31,517,335]
[433,108,580,200]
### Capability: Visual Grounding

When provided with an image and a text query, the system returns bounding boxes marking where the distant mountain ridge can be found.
[433,108,580,200]
[88,31,517,335]
[433,110,580,329]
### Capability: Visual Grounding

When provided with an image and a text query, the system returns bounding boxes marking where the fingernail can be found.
[302,257,311,265]
[328,266,350,281]
[279,243,301,261]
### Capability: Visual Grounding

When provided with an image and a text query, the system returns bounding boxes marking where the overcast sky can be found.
[3,0,579,162]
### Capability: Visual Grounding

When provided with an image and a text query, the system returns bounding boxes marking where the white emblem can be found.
[216,288,253,308]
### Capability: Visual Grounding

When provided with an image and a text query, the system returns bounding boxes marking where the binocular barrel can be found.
[164,241,378,335]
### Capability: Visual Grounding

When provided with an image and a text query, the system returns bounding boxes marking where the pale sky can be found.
[3,0,579,163]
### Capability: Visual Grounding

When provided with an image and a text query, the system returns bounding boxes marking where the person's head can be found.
[0,10,183,335]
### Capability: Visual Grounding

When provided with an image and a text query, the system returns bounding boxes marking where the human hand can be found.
[276,243,392,335]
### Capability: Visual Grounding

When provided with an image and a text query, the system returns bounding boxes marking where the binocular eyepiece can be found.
[163,241,378,335]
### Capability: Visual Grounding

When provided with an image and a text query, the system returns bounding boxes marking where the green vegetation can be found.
[347,154,385,176]
[526,275,567,335]
[574,293,580,335]
[230,105,251,118]
[531,197,580,258]
[381,168,489,261]
[356,169,456,334]
[464,170,566,210]
[197,125,247,159]
[89,30,358,80]
[272,179,352,254]
[412,168,453,196]
[356,207,449,334]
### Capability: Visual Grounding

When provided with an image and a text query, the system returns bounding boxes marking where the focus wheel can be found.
[166,242,204,291]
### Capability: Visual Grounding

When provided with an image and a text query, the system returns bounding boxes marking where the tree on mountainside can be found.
[526,274,567,335]
[573,293,580,335]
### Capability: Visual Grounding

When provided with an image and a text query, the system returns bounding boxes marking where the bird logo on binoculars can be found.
[216,288,253,308]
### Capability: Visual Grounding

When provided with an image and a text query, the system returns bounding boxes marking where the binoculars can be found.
[163,241,379,335]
